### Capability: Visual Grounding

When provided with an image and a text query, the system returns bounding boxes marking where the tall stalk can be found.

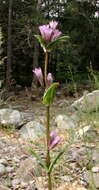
[34,20,68,190]
[44,51,52,190]
[44,51,48,87]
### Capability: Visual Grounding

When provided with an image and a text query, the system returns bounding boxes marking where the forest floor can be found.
[0,86,99,190]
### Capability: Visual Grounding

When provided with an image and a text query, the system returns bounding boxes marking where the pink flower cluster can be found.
[39,21,62,43]
[33,67,53,87]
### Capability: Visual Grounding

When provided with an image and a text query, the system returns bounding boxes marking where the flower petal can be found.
[47,73,53,87]
[49,21,58,30]
[49,136,61,150]
[33,67,44,86]
[51,29,62,41]
[39,21,62,43]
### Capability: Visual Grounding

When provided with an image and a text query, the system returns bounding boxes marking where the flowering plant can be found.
[35,21,69,52]
[31,21,69,190]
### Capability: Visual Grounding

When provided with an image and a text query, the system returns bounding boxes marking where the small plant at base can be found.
[30,21,69,190]
[88,63,99,90]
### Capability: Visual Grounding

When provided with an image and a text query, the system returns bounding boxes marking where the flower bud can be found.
[33,67,44,86]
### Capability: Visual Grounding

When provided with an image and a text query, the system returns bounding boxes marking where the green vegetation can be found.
[0,0,99,88]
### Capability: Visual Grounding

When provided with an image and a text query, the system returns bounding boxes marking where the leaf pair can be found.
[35,35,70,52]
[30,149,65,174]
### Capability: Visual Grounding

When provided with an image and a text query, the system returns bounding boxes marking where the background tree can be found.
[0,0,99,87]
[6,0,13,90]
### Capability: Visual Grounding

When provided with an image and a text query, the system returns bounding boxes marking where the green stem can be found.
[44,51,48,87]
[44,51,52,190]
[46,105,52,190]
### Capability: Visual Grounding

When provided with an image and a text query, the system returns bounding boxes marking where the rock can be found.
[0,109,24,127]
[35,177,47,190]
[16,158,42,182]
[61,175,73,182]
[71,90,99,112]
[84,170,99,188]
[92,173,99,188]
[92,166,99,173]
[11,178,20,186]
[68,146,89,166]
[0,158,8,166]
[21,112,34,122]
[77,125,91,137]
[20,181,28,188]
[13,156,20,163]
[29,181,38,190]
[77,125,99,142]
[6,167,14,173]
[0,163,6,176]
[57,99,69,107]
[0,185,10,190]
[92,149,99,164]
[55,114,77,130]
[19,121,44,139]
[56,182,87,190]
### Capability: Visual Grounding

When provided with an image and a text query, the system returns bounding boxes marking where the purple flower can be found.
[51,29,62,41]
[39,25,53,43]
[39,21,62,43]
[49,21,58,30]
[47,73,53,87]
[33,67,44,86]
[49,130,61,150]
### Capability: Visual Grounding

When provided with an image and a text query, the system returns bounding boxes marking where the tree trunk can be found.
[33,38,39,71]
[6,0,13,90]
[32,0,41,86]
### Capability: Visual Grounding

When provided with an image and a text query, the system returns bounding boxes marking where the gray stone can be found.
[0,159,8,166]
[92,166,99,173]
[71,90,99,112]
[16,158,42,182]
[61,175,73,182]
[0,185,10,190]
[20,121,44,139]
[6,166,14,173]
[0,163,6,176]
[57,99,69,107]
[11,178,20,186]
[13,156,20,163]
[92,149,99,164]
[0,109,24,127]
[77,125,99,142]
[55,114,77,130]
[68,146,89,166]
[84,171,99,188]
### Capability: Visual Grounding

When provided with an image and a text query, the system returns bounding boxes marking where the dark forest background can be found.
[0,0,99,90]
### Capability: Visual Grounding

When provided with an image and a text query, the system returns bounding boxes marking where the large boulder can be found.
[0,109,24,127]
[19,121,45,140]
[71,90,99,112]
[55,114,78,130]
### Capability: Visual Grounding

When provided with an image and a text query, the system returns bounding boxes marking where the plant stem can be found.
[45,51,52,190]
[44,51,48,86]
[46,105,52,190]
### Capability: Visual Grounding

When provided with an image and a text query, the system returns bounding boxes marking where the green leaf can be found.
[34,35,46,52]
[48,150,65,174]
[46,36,70,52]
[43,83,59,105]
[30,149,48,172]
